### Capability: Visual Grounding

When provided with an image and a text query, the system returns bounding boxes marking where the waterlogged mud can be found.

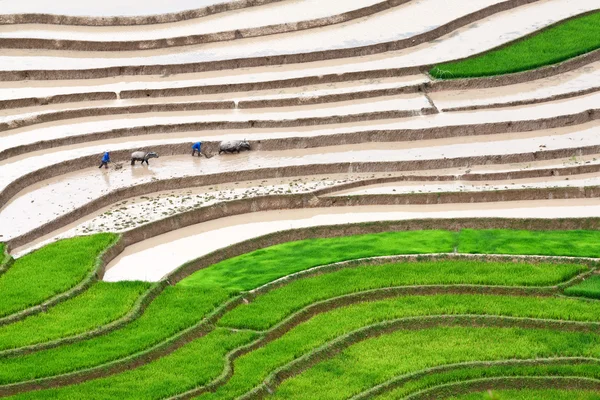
[0,0,385,42]
[0,93,431,152]
[12,172,403,256]
[102,198,600,281]
[0,0,249,18]
[0,0,597,75]
[2,122,599,241]
[430,62,600,110]
[331,171,600,196]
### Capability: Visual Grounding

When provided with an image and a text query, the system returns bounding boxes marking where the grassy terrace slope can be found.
[0,281,150,351]
[3,229,600,399]
[0,234,116,318]
[450,389,600,399]
[430,11,600,79]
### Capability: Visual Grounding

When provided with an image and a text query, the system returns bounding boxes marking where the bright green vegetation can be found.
[458,229,600,257]
[449,389,600,400]
[5,228,600,397]
[272,327,600,400]
[10,293,600,399]
[430,11,600,79]
[180,230,457,291]
[0,287,231,384]
[201,294,600,400]
[220,261,586,330]
[0,281,150,351]
[10,328,257,400]
[564,275,600,299]
[374,362,600,399]
[0,234,117,318]
[0,243,7,266]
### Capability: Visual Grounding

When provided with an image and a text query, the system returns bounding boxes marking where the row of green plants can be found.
[11,293,600,399]
[376,362,600,399]
[450,389,600,400]
[3,229,600,397]
[430,11,600,79]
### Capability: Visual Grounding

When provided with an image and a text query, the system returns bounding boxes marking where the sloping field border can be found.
[4,73,599,135]
[0,103,443,160]
[2,24,598,113]
[0,0,413,51]
[3,251,596,358]
[0,83,426,131]
[228,316,600,400]
[0,0,285,26]
[0,246,13,278]
[351,358,600,400]
[0,0,562,81]
[0,234,120,327]
[0,282,165,357]
[0,100,435,135]
[1,251,598,396]
[1,101,595,185]
[406,376,600,400]
[7,134,600,250]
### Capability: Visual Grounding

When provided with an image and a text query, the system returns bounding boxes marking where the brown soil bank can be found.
[0,0,411,51]
[0,0,549,81]
[2,105,595,163]
[0,0,285,26]
[408,376,600,400]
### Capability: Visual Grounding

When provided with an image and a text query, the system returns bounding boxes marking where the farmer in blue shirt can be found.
[192,141,202,157]
[99,151,110,169]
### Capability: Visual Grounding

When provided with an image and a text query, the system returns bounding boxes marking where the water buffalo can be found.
[131,151,159,165]
[218,140,251,154]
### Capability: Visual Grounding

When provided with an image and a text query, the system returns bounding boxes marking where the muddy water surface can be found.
[431,62,600,110]
[1,0,596,71]
[2,124,600,241]
[102,198,600,282]
[0,0,384,42]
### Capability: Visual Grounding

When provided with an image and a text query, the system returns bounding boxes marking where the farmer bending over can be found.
[192,141,202,157]
[99,151,111,169]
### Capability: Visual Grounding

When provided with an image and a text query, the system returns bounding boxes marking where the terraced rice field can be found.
[1,0,600,398]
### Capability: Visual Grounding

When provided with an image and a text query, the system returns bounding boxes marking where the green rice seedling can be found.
[8,329,257,400]
[0,286,231,384]
[16,294,600,399]
[458,229,600,257]
[0,244,7,266]
[271,327,600,400]
[564,275,600,299]
[430,11,600,79]
[0,281,150,351]
[201,294,600,400]
[448,389,600,400]
[180,230,457,291]
[374,362,600,399]
[0,234,117,317]
[220,261,586,330]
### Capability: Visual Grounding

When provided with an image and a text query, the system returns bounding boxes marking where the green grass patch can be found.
[271,327,600,400]
[0,243,7,266]
[0,234,117,318]
[450,389,600,400]
[430,11,600,79]
[180,230,457,291]
[4,228,600,390]
[220,261,586,330]
[0,281,150,351]
[564,275,600,299]
[10,328,257,400]
[374,363,600,399]
[201,293,600,400]
[458,229,600,257]
[0,286,231,384]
